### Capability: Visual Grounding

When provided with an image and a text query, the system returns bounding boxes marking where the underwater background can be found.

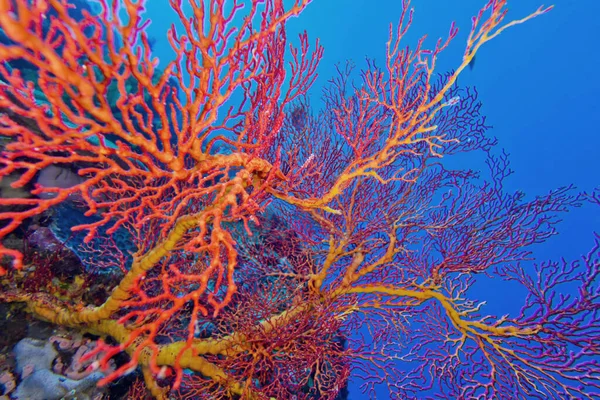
[142,0,600,396]
[143,0,600,270]
[233,0,600,397]
[289,1,600,396]
[147,0,600,396]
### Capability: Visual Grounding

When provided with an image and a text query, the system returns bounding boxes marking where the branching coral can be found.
[0,1,597,399]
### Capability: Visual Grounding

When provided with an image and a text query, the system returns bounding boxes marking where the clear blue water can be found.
[137,1,600,397]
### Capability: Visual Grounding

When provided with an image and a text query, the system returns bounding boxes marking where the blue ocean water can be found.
[143,0,600,255]
[138,0,599,397]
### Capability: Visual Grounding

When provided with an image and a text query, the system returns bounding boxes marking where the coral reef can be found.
[0,1,597,399]
[0,332,112,400]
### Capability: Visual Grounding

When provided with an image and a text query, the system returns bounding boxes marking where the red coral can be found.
[1,1,597,400]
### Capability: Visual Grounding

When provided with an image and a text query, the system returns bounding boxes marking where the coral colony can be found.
[0,0,597,399]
